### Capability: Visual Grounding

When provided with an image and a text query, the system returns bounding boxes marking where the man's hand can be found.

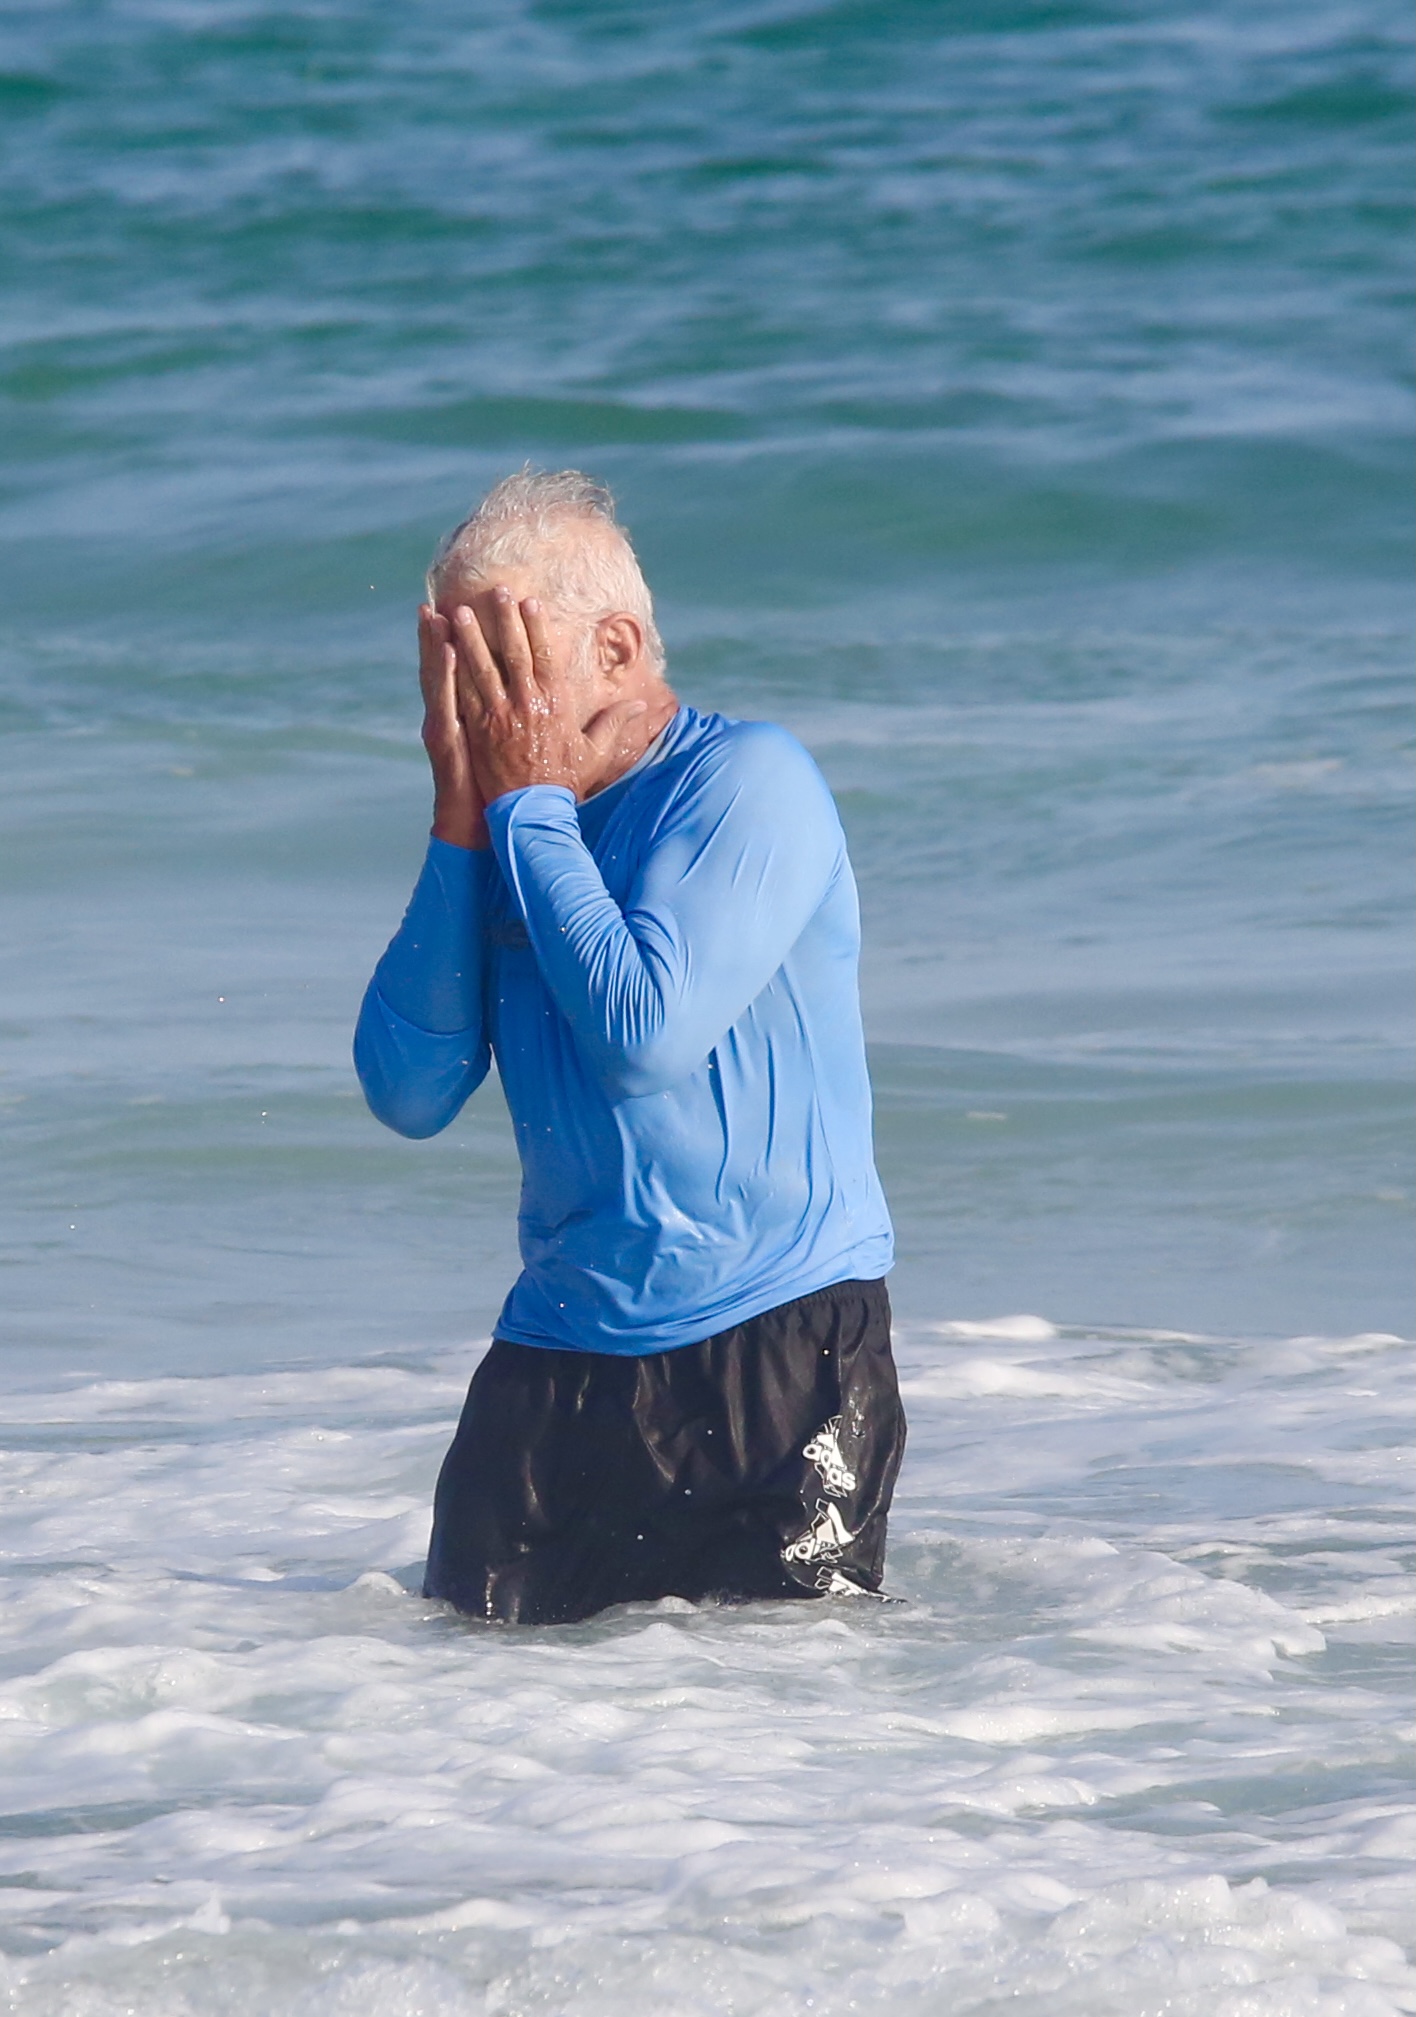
[419,604,489,851]
[451,588,647,805]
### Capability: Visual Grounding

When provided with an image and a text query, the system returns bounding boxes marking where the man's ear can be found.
[596,613,643,680]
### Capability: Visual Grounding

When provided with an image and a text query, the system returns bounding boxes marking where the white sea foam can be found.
[926,1314,1060,1342]
[0,1322,1410,2015]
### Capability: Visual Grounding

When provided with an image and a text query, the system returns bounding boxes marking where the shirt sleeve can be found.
[353,836,493,1138]
[485,724,844,1102]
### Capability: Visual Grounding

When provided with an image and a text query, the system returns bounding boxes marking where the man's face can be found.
[434,567,593,699]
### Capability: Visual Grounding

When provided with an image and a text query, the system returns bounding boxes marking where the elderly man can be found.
[355,469,904,1624]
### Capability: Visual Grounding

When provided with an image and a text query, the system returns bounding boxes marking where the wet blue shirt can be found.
[354,704,892,1355]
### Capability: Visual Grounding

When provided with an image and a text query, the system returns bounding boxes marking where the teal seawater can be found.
[1,0,1412,1365]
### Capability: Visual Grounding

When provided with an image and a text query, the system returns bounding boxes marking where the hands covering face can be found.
[418,589,647,851]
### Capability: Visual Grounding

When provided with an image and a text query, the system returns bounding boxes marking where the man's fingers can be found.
[451,602,505,723]
[519,598,558,698]
[417,606,454,714]
[582,698,649,758]
[491,586,538,708]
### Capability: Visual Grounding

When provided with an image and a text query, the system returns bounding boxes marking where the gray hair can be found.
[427,467,665,673]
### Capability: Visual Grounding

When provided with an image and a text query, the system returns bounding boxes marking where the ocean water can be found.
[1,2,1412,2012]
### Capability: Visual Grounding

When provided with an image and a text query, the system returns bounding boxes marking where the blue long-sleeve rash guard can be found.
[354,704,893,1355]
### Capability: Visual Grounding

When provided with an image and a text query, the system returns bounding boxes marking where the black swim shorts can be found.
[423,1277,906,1625]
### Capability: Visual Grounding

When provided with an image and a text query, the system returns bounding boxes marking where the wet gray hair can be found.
[427,467,665,673]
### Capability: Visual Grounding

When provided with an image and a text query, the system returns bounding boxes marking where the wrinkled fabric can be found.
[424,1279,905,1625]
[355,706,893,1355]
